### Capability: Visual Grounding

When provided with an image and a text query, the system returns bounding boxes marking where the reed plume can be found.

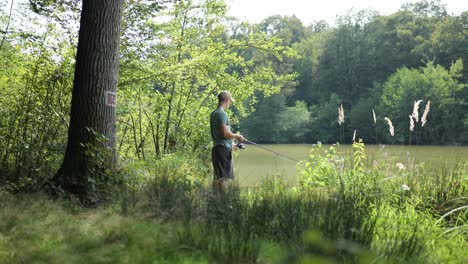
[372,109,378,144]
[409,115,415,145]
[384,117,394,136]
[338,104,344,125]
[421,100,430,127]
[409,115,415,132]
[338,104,345,144]
[372,109,376,124]
[411,100,423,122]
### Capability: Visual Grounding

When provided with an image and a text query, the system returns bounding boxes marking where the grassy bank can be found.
[1,142,467,263]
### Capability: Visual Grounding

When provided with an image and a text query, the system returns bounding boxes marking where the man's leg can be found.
[216,157,234,193]
[211,145,233,194]
[216,177,229,193]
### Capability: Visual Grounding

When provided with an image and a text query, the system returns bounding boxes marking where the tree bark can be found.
[52,0,123,204]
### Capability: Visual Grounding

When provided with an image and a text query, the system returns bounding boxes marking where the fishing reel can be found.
[236,143,246,150]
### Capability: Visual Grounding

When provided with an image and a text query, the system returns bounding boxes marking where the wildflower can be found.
[401,184,410,191]
[396,163,405,170]
[421,100,430,127]
[384,117,394,136]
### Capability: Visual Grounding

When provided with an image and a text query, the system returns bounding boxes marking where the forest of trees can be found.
[0,0,467,194]
[240,2,468,145]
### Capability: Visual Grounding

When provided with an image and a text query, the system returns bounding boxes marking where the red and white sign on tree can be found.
[106,91,116,107]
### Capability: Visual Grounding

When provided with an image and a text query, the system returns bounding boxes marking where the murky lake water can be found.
[234,144,468,187]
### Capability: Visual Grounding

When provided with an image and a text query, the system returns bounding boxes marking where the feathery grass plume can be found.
[421,100,430,127]
[372,109,376,124]
[409,115,415,132]
[338,104,344,125]
[372,109,378,144]
[338,105,345,144]
[411,100,423,122]
[352,129,356,142]
[337,107,341,125]
[384,117,394,136]
[409,115,415,145]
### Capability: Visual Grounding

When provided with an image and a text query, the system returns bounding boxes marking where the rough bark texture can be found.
[52,0,123,203]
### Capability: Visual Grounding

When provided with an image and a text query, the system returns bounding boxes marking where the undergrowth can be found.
[1,143,467,263]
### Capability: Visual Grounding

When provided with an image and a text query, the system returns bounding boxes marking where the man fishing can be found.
[210,91,245,193]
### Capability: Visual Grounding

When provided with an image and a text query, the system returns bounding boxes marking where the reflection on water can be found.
[234,144,468,187]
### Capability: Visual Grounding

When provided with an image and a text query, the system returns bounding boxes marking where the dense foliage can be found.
[0,0,467,185]
[241,1,468,145]
[0,1,466,262]
[0,0,295,188]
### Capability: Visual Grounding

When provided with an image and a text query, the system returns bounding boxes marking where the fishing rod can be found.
[239,139,300,163]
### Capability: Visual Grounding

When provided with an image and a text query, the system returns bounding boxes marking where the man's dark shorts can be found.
[212,145,234,179]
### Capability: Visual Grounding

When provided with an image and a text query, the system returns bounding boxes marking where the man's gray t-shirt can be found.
[210,108,233,149]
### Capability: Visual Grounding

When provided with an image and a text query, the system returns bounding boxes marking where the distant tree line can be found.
[240,0,468,145]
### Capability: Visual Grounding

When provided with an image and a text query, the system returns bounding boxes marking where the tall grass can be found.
[123,142,466,262]
[1,143,467,263]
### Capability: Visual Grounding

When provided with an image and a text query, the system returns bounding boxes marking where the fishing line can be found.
[243,140,300,163]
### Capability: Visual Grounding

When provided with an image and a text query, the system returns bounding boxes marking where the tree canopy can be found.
[0,0,467,192]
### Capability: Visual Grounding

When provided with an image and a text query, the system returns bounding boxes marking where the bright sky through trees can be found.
[227,0,468,25]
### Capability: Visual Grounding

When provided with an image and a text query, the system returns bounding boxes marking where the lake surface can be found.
[234,144,468,187]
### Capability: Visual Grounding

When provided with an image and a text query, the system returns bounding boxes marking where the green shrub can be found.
[298,144,341,188]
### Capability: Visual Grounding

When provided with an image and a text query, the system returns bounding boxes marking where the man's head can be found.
[217,91,235,109]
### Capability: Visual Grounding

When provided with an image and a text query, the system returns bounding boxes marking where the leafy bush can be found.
[298,144,341,188]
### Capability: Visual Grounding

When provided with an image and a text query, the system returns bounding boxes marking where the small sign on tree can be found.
[106,91,116,107]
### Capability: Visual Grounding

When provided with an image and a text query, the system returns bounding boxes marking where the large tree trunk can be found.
[52,0,123,204]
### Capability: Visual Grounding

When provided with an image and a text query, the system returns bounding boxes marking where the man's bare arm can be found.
[220,123,245,142]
